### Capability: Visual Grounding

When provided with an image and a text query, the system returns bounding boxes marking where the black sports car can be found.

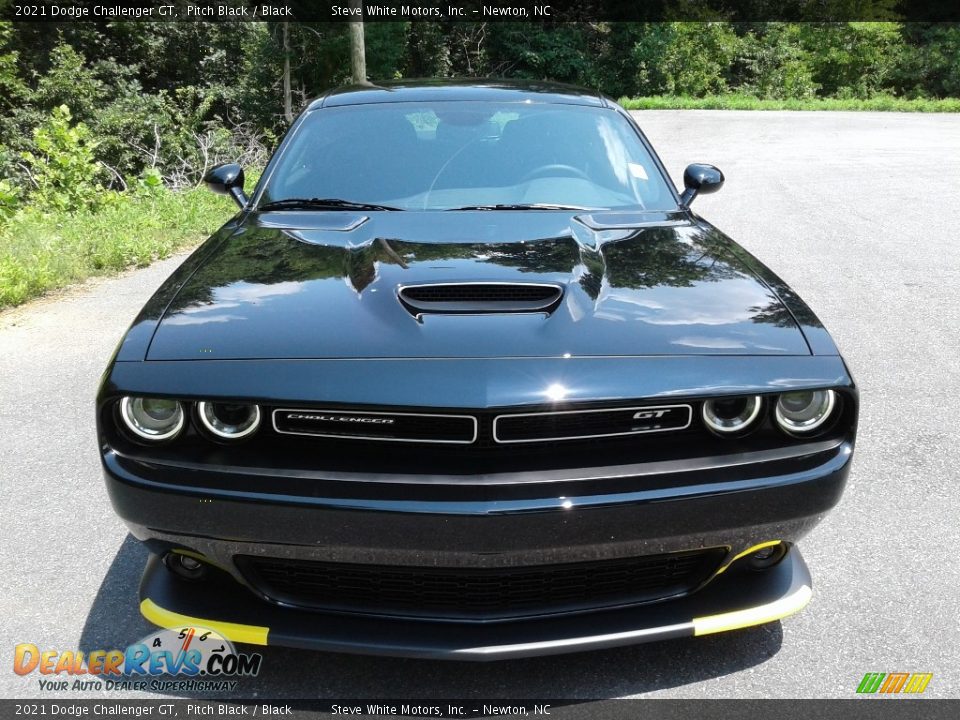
[98,80,857,659]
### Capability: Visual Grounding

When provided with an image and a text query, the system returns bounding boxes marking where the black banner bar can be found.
[4,0,960,23]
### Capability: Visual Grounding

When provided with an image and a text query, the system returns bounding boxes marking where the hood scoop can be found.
[398,282,563,316]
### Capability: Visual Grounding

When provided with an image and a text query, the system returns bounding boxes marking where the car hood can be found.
[146,211,811,360]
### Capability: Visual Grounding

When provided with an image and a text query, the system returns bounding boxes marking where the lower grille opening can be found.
[237,549,725,620]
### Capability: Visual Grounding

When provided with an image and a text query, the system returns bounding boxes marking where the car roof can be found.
[307,79,608,110]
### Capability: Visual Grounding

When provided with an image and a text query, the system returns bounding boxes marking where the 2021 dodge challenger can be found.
[98,80,857,659]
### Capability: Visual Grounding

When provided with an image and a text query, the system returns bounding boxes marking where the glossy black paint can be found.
[680,163,725,206]
[98,80,858,657]
[141,211,817,361]
[102,355,852,411]
[309,78,607,110]
[203,162,247,208]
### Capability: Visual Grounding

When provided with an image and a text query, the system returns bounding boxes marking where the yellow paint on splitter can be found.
[139,598,269,646]
[692,583,812,636]
[140,540,811,648]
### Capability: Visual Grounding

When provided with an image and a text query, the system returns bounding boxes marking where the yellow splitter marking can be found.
[692,583,812,636]
[140,599,270,646]
[141,563,811,648]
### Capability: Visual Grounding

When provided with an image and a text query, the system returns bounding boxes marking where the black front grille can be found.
[238,549,725,620]
[272,408,477,444]
[399,283,562,314]
[494,404,693,443]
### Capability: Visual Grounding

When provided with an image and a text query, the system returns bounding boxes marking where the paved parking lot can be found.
[1,110,958,699]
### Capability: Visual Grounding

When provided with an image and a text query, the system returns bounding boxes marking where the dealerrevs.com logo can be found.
[13,626,262,693]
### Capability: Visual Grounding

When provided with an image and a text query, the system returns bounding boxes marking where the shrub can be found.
[20,105,105,212]
[0,177,19,220]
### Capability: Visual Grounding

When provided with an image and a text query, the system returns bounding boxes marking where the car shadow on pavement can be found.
[80,535,784,699]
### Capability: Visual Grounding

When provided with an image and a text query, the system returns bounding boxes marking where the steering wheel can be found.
[520,164,591,183]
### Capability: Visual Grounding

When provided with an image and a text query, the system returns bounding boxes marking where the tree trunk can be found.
[348,0,368,84]
[282,22,293,124]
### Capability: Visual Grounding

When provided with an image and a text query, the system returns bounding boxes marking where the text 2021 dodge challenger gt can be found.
[98,80,857,659]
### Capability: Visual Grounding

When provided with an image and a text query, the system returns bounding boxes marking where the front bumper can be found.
[103,435,851,657]
[104,438,850,569]
[139,548,812,660]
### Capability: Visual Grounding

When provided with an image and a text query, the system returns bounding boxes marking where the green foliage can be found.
[797,22,904,98]
[896,24,960,98]
[0,176,20,220]
[633,22,740,97]
[0,22,27,115]
[134,167,166,196]
[403,22,451,77]
[482,24,593,84]
[1,35,270,189]
[365,23,410,81]
[2,19,960,308]
[735,24,819,99]
[0,183,234,308]
[618,94,960,112]
[20,105,104,212]
[587,24,649,98]
[0,22,26,149]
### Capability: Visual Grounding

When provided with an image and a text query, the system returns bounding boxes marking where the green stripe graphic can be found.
[857,673,886,693]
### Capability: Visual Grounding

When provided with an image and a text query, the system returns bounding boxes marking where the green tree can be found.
[482,23,593,84]
[735,23,819,99]
[633,22,741,97]
[896,23,960,98]
[797,22,904,98]
[0,22,26,116]
[403,22,451,78]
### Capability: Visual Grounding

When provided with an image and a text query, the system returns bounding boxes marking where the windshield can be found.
[258,101,678,212]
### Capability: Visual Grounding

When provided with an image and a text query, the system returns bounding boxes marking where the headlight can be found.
[702,395,762,436]
[119,396,185,442]
[775,389,836,435]
[197,401,261,440]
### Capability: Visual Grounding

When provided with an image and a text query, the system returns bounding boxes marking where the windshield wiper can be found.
[445,203,597,211]
[258,198,403,212]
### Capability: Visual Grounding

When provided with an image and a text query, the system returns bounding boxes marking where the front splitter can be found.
[139,549,812,661]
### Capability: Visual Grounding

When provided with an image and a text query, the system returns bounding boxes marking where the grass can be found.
[0,187,235,309]
[618,94,960,112]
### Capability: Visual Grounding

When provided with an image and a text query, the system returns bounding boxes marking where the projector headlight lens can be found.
[197,401,261,440]
[775,390,836,435]
[119,396,185,442]
[701,396,762,436]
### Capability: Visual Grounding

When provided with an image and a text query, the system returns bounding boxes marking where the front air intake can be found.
[237,548,726,620]
[398,282,563,315]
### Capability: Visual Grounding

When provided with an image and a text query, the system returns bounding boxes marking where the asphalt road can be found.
[1,110,958,700]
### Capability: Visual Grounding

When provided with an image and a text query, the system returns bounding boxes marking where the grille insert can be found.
[494,404,693,444]
[238,549,725,620]
[272,409,477,444]
[399,283,562,314]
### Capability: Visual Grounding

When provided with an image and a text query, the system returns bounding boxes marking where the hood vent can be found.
[398,282,563,315]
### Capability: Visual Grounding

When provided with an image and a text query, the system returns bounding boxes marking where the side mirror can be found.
[204,163,247,209]
[679,163,724,207]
